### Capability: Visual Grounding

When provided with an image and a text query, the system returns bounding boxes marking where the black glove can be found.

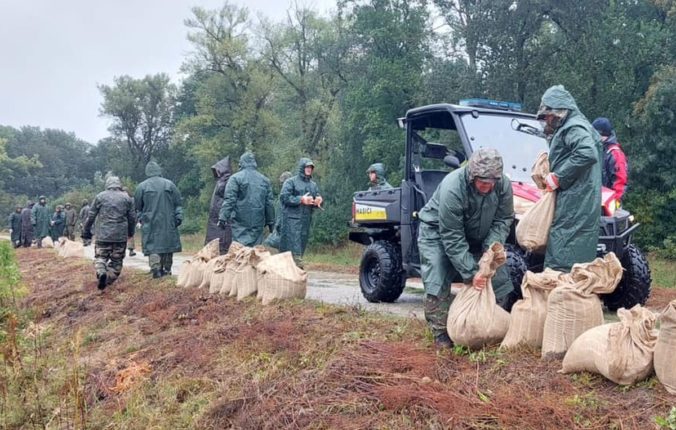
[267,224,275,232]
[175,218,182,227]
[81,231,93,241]
[217,220,227,229]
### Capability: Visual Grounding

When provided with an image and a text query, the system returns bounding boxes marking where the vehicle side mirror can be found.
[443,155,460,168]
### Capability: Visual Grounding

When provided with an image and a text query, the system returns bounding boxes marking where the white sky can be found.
[0,0,335,144]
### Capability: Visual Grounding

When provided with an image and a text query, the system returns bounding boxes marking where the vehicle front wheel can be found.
[359,240,405,303]
[601,244,652,311]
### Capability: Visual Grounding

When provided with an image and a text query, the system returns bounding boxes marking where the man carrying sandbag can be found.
[536,85,602,272]
[418,148,514,348]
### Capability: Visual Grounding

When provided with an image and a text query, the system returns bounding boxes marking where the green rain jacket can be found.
[417,166,514,297]
[84,177,136,243]
[541,86,602,272]
[367,163,394,191]
[218,152,275,247]
[279,158,321,257]
[8,211,21,243]
[134,162,183,254]
[50,210,65,240]
[31,199,51,238]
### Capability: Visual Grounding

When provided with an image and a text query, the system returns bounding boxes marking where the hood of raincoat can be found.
[145,161,163,178]
[212,156,232,179]
[367,163,386,178]
[239,152,257,169]
[540,85,579,112]
[106,176,123,190]
[297,157,315,179]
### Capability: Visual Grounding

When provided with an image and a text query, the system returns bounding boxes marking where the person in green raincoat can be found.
[31,196,50,247]
[50,205,66,241]
[536,85,602,272]
[366,163,393,190]
[279,158,322,266]
[263,170,293,250]
[218,152,275,247]
[417,148,514,348]
[8,205,22,248]
[134,161,183,278]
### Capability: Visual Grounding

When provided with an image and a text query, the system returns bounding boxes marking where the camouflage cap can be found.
[468,148,503,181]
[65,202,72,207]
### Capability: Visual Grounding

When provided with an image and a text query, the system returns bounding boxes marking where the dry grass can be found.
[3,247,675,429]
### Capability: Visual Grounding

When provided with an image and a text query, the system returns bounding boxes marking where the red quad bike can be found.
[349,99,651,311]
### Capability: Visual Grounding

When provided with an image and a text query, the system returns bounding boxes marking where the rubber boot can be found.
[152,269,162,279]
[97,273,108,291]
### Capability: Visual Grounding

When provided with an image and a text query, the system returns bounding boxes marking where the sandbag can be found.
[58,238,85,259]
[541,253,622,359]
[198,257,221,289]
[516,152,556,253]
[42,236,54,248]
[208,257,229,294]
[257,252,307,305]
[447,243,511,349]
[176,260,190,287]
[195,239,221,262]
[501,269,561,349]
[234,246,271,301]
[184,259,207,288]
[655,300,676,394]
[561,305,658,385]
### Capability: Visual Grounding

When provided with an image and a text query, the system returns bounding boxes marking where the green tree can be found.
[98,74,177,176]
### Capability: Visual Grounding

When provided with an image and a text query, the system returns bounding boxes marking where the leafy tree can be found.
[98,74,177,176]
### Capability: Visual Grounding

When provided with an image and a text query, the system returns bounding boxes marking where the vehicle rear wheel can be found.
[359,240,405,303]
[501,244,528,312]
[601,244,652,311]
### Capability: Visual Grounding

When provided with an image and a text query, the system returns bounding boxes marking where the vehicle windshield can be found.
[459,112,548,183]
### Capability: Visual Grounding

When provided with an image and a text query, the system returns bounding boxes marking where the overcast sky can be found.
[0,0,335,144]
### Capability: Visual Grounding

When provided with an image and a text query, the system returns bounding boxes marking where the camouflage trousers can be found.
[94,241,126,284]
[64,225,76,241]
[149,253,173,273]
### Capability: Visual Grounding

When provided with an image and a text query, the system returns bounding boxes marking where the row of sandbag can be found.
[446,243,676,391]
[176,240,307,305]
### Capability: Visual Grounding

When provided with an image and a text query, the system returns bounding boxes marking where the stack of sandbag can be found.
[177,239,221,288]
[256,251,307,305]
[515,152,556,253]
[561,305,658,385]
[229,246,271,300]
[501,269,561,349]
[447,242,511,349]
[57,238,85,258]
[654,300,676,394]
[541,253,623,359]
[206,242,244,294]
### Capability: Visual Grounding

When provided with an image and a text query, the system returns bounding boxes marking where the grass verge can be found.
[1,247,675,429]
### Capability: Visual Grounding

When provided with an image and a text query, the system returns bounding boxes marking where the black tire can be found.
[601,244,652,311]
[501,244,528,312]
[359,240,405,303]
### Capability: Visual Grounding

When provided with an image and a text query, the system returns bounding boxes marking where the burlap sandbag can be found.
[184,259,207,288]
[257,252,308,305]
[541,253,623,359]
[42,236,54,248]
[176,260,190,287]
[198,257,221,289]
[655,300,676,394]
[58,239,85,259]
[447,243,511,349]
[208,257,229,294]
[196,238,221,262]
[561,305,658,385]
[516,152,556,253]
[501,269,562,349]
[234,246,271,301]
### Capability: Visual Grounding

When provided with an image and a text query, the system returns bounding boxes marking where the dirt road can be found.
[80,245,428,319]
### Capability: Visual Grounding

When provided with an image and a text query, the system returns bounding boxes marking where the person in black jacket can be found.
[205,156,233,254]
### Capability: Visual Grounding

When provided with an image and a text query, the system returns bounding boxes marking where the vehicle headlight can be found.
[606,199,617,215]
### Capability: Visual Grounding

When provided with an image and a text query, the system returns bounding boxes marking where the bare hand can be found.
[314,195,323,208]
[300,193,315,206]
[472,274,488,291]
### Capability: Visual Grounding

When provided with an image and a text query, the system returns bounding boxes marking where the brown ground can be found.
[10,248,676,429]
